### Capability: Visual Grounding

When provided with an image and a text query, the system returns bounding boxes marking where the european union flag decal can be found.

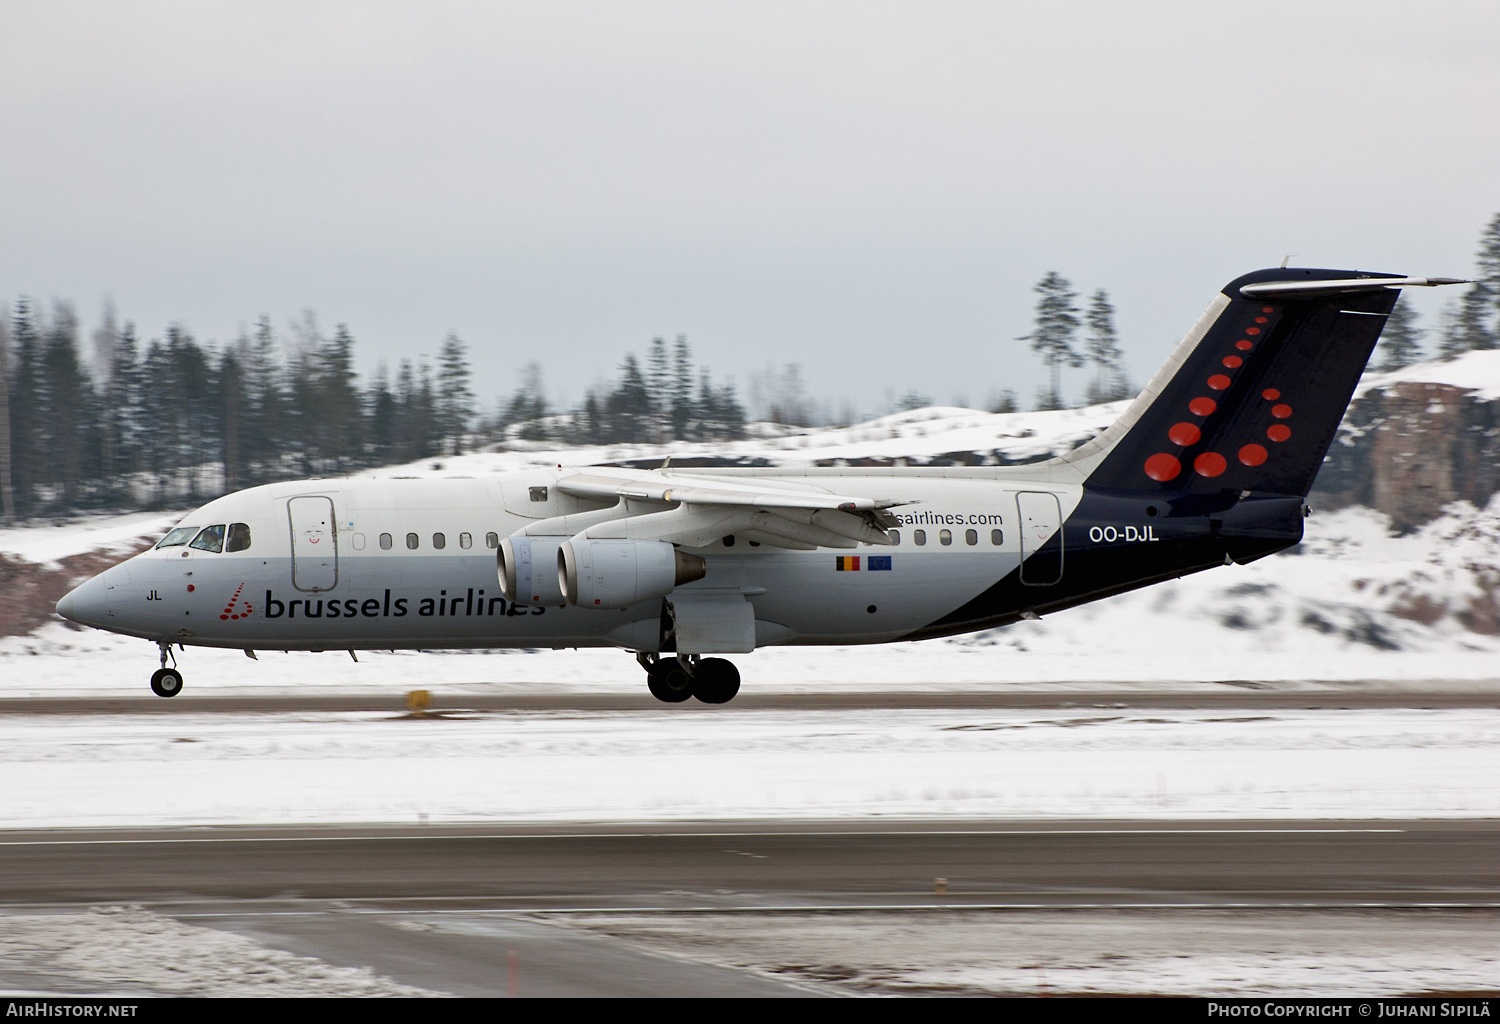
[868,555,892,571]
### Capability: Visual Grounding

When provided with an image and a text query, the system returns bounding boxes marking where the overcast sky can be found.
[2,1,1497,417]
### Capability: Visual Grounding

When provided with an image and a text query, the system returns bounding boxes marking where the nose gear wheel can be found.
[150,667,184,698]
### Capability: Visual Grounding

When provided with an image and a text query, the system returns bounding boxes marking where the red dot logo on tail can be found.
[1239,444,1268,466]
[1168,422,1201,446]
[1194,452,1227,477]
[1144,453,1181,481]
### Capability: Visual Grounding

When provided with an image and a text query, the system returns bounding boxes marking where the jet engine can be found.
[497,535,568,606]
[558,538,706,609]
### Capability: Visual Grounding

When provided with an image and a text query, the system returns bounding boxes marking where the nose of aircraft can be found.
[56,573,109,628]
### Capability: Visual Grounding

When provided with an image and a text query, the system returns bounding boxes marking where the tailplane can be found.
[1067,268,1468,498]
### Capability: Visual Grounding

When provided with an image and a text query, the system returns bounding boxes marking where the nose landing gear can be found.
[636,652,741,705]
[151,641,184,698]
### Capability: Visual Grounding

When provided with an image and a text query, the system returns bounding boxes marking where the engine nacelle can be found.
[558,538,707,609]
[497,535,568,607]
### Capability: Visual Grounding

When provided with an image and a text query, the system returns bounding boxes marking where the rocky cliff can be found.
[1312,353,1500,531]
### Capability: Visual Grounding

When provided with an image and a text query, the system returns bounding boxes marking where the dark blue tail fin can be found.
[1075,268,1464,498]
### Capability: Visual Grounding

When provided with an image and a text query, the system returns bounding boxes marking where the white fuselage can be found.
[66,469,1079,652]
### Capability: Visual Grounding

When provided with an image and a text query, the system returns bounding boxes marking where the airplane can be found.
[55,267,1467,703]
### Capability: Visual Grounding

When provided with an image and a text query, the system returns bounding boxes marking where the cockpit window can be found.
[156,527,199,549]
[189,525,226,553]
[226,523,252,552]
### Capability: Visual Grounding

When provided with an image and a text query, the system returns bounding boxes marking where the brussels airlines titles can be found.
[260,588,545,620]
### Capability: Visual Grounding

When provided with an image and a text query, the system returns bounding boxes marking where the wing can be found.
[520,468,914,549]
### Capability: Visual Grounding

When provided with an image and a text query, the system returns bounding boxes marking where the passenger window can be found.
[189,525,226,553]
[914,529,926,546]
[156,527,198,549]
[991,529,1003,545]
[380,533,393,550]
[965,529,977,546]
[406,533,419,550]
[226,523,252,552]
[459,532,472,549]
[940,529,952,546]
[485,532,499,549]
[433,533,446,550]
[890,530,900,546]
[352,533,366,551]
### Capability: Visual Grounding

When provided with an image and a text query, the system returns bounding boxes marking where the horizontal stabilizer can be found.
[1239,276,1469,298]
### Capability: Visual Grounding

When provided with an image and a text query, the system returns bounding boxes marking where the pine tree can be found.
[39,303,92,508]
[0,309,12,522]
[506,362,549,441]
[241,316,284,483]
[220,347,243,489]
[607,354,652,441]
[106,322,140,493]
[764,364,811,426]
[366,364,396,463]
[1377,298,1425,370]
[9,299,40,515]
[1475,212,1500,335]
[321,324,363,465]
[1083,289,1129,403]
[580,390,603,444]
[1020,272,1083,410]
[671,334,693,440]
[1439,287,1495,355]
[394,360,418,461]
[987,390,1018,414]
[696,370,746,440]
[436,331,474,453]
[91,303,122,488]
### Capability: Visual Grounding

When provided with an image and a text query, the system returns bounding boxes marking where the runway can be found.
[2,819,1495,996]
[3,819,1497,907]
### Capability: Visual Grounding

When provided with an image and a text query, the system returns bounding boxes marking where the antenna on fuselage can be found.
[1279,254,1297,269]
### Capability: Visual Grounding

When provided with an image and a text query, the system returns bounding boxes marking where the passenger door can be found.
[288,495,339,592]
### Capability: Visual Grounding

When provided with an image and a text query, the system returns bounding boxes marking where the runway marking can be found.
[0,827,1412,847]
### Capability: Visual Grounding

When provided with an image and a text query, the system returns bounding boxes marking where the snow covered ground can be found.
[557,908,1500,998]
[0,906,437,997]
[0,706,1494,829]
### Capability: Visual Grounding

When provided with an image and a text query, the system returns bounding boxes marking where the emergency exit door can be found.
[289,495,338,591]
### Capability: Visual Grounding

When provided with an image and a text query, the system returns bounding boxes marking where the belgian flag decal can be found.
[835,556,860,571]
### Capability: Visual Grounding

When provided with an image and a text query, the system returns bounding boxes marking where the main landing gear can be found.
[636,653,741,705]
[151,640,183,698]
